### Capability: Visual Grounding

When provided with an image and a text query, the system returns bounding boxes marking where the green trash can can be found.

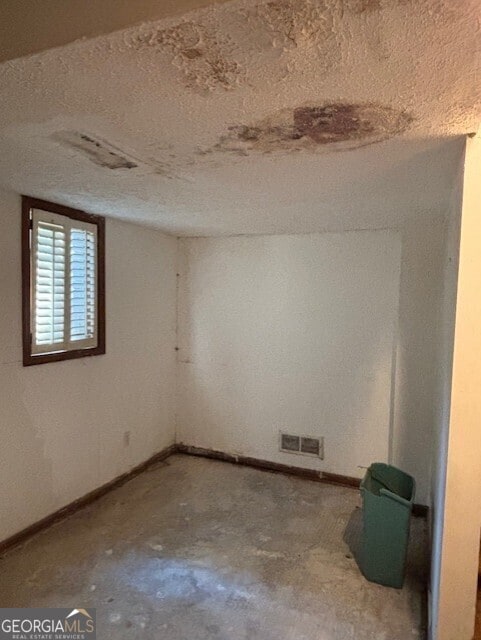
[359,462,415,589]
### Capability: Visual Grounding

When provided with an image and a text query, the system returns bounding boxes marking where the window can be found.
[22,197,105,365]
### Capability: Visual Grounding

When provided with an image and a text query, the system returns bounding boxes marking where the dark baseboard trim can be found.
[0,442,428,555]
[0,443,176,557]
[176,443,362,488]
[177,444,429,515]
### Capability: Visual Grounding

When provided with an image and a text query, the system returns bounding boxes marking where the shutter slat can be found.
[69,228,96,343]
[34,220,66,349]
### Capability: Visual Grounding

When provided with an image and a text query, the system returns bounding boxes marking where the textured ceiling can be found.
[0,0,479,235]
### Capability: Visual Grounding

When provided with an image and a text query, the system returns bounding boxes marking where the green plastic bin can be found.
[359,463,415,589]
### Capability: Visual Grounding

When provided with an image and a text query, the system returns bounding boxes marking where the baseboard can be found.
[177,444,429,515]
[176,443,361,488]
[0,442,428,555]
[0,443,176,557]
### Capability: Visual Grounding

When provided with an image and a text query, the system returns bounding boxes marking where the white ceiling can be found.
[0,0,479,236]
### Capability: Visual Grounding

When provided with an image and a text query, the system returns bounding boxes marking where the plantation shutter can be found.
[69,221,97,348]
[32,211,67,353]
[31,209,98,355]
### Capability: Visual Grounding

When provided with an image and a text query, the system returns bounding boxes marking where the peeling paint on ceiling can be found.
[0,0,479,235]
[53,131,138,170]
[251,0,335,49]
[131,20,242,91]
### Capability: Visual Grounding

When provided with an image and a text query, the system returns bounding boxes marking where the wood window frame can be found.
[22,196,106,366]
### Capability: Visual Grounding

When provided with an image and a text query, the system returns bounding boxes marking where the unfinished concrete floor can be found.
[0,455,427,639]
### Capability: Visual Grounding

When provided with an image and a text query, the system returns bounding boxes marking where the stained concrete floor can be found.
[0,455,427,639]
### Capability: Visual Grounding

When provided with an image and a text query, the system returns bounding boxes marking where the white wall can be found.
[393,216,447,504]
[177,231,402,479]
[0,189,177,542]
[177,226,446,502]
[428,156,464,640]
[0,185,448,544]
[433,134,481,640]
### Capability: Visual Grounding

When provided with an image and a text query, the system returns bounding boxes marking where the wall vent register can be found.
[279,432,324,459]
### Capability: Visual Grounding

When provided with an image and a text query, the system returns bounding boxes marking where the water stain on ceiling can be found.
[253,0,335,47]
[53,131,138,170]
[49,103,412,179]
[52,130,183,179]
[124,0,419,94]
[212,103,413,154]
[131,21,241,92]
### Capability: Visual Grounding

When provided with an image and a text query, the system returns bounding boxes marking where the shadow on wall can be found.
[393,214,446,505]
